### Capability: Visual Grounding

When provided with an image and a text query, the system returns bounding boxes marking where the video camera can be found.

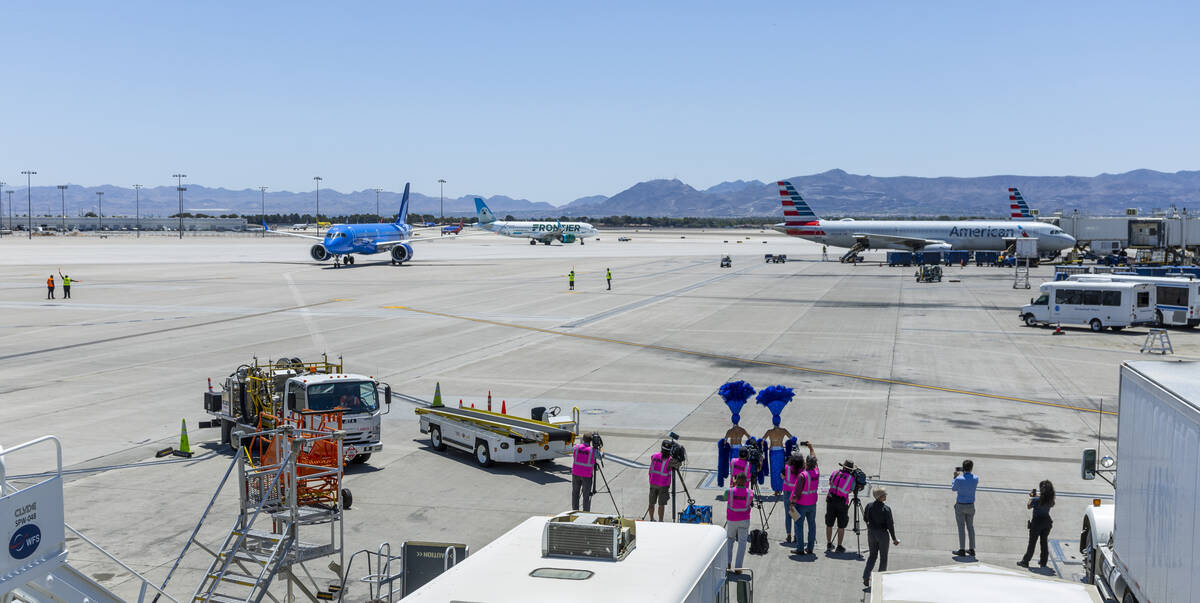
[590,432,604,449]
[661,432,687,466]
[850,466,868,493]
[743,443,763,471]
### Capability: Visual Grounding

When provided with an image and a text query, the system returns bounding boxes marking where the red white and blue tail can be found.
[777,180,824,236]
[1009,187,1034,220]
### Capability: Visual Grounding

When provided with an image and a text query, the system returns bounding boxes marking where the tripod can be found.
[850,490,865,557]
[591,455,622,517]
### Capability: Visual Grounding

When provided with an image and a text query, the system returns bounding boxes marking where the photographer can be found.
[646,440,675,521]
[789,446,819,555]
[825,459,856,552]
[571,433,601,512]
[724,473,754,569]
[952,459,978,557]
[782,454,803,544]
[730,445,755,486]
[1017,480,1056,568]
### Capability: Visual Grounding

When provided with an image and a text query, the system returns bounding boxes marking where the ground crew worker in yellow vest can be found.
[58,270,76,299]
[46,275,56,299]
[606,268,612,290]
[568,269,575,291]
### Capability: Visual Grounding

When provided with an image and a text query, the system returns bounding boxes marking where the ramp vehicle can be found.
[416,404,577,467]
[202,355,391,464]
[1067,274,1200,327]
[1020,281,1154,331]
[1080,361,1200,603]
[915,265,943,282]
[720,255,732,268]
[403,513,754,602]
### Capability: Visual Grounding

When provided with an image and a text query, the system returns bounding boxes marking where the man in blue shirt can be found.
[952,459,978,557]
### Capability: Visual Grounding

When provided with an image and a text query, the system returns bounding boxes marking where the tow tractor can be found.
[416,402,578,467]
[201,354,391,464]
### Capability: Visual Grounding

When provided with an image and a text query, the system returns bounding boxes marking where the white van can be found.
[1020,281,1154,332]
[1067,274,1200,327]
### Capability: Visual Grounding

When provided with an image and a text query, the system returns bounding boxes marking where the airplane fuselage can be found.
[478,220,597,242]
[321,223,412,255]
[773,219,1076,252]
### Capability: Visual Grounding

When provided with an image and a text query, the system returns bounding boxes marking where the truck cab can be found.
[284,373,390,463]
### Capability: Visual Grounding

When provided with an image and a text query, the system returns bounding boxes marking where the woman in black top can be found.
[1018,480,1055,568]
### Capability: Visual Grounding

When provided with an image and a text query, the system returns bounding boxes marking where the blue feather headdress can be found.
[756,385,795,426]
[718,380,756,424]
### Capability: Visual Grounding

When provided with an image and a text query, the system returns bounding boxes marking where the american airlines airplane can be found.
[771,180,1075,256]
[473,198,598,245]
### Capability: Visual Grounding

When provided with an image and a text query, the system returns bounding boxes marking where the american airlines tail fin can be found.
[777,181,819,224]
[1009,187,1034,220]
[475,198,497,224]
[395,182,411,225]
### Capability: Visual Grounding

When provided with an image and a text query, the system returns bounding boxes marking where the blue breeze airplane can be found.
[772,180,1075,257]
[265,182,418,266]
[473,198,598,245]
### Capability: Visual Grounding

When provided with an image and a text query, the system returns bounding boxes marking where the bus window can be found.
[1102,291,1121,306]
[1137,291,1150,307]
[1158,286,1187,307]
[1056,289,1083,305]
[1082,290,1102,306]
[1032,294,1049,306]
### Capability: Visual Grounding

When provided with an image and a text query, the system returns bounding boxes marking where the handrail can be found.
[0,435,63,492]
[151,447,243,602]
[63,522,181,603]
[443,546,456,572]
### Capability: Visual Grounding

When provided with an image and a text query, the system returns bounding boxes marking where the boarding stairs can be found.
[187,424,345,603]
[840,241,867,263]
[1013,258,1031,289]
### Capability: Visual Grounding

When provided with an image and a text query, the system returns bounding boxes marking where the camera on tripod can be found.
[590,432,604,449]
[743,444,763,471]
[850,467,868,493]
[661,432,687,466]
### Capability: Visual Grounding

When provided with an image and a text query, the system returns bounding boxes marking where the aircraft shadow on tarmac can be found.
[410,438,570,484]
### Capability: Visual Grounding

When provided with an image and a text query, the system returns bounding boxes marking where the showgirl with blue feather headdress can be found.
[756,385,798,494]
[716,380,755,487]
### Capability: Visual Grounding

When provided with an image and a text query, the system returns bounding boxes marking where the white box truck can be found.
[1021,281,1155,331]
[1080,361,1200,603]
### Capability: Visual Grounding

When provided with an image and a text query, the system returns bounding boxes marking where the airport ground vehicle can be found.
[887,251,913,266]
[915,265,942,282]
[763,253,786,263]
[720,255,731,268]
[403,513,753,602]
[416,404,578,467]
[1080,361,1200,603]
[975,250,1001,266]
[1067,274,1200,327]
[1020,281,1154,331]
[202,355,390,463]
[915,251,942,265]
[618,236,632,242]
[943,250,970,265]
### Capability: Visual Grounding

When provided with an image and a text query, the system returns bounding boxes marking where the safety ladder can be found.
[1140,328,1173,355]
[1013,258,1031,289]
[840,241,868,263]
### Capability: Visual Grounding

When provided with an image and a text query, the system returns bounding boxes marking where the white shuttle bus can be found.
[1067,274,1200,328]
[403,513,751,602]
[1020,281,1154,332]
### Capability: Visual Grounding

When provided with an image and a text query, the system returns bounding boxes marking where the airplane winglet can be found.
[262,219,270,232]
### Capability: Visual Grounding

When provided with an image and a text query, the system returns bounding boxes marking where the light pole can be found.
[133,184,142,237]
[173,173,187,239]
[373,188,383,222]
[313,176,322,234]
[259,186,268,237]
[96,191,104,231]
[57,185,67,232]
[438,179,447,221]
[21,170,36,239]
[0,181,5,236]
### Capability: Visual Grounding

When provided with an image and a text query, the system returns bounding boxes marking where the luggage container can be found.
[887,251,913,266]
[974,251,1000,266]
[943,250,970,265]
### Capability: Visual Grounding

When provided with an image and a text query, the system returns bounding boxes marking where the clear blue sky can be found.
[2,1,1196,204]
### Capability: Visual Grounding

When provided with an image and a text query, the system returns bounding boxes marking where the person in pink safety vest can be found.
[825,459,857,552]
[725,473,754,569]
[645,440,674,521]
[729,446,754,486]
[782,454,804,543]
[571,433,598,511]
[789,446,819,555]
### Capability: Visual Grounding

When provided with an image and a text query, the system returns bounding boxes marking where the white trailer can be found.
[416,405,577,467]
[402,513,750,602]
[1020,281,1155,331]
[1080,361,1200,603]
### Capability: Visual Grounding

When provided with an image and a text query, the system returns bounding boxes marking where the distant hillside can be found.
[9,169,1198,219]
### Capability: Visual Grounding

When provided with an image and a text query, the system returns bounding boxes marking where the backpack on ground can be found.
[748,529,769,555]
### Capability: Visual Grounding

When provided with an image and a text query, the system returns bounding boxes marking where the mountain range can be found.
[5,169,1198,220]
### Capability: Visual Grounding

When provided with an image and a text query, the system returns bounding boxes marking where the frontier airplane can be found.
[474,198,598,245]
[771,180,1075,259]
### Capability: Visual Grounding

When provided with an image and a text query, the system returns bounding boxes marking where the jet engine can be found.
[560,233,576,244]
[310,244,331,261]
[922,242,953,251]
[390,243,414,264]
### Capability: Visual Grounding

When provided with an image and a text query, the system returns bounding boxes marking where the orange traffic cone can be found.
[471,402,475,408]
[459,399,463,407]
[1053,323,1064,335]
[501,400,506,414]
[207,378,213,392]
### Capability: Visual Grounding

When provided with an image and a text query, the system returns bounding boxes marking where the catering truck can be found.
[402,512,753,602]
[202,355,390,464]
[1080,361,1200,603]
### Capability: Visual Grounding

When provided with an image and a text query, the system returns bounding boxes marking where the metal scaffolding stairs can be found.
[841,241,868,263]
[1013,259,1031,289]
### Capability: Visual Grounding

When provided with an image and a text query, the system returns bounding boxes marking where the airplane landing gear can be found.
[529,239,537,245]
[345,255,355,265]
[333,256,341,268]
